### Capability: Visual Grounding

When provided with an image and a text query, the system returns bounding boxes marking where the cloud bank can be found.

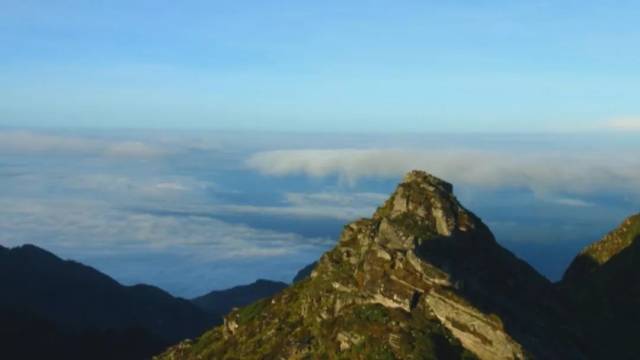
[247,148,640,196]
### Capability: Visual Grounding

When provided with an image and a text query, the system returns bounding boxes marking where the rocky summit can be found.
[157,170,584,360]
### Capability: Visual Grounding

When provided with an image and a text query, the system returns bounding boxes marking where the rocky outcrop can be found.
[156,170,584,359]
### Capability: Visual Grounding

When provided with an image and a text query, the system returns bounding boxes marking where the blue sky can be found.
[2,1,639,131]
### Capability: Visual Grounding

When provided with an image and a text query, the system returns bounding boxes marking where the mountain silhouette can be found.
[0,243,254,359]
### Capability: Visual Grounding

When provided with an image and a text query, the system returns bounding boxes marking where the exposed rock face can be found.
[156,170,583,360]
[561,214,640,359]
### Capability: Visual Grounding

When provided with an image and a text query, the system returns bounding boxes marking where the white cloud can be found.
[544,197,594,207]
[66,174,210,199]
[247,148,640,195]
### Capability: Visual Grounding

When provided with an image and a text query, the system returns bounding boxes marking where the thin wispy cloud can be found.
[66,174,212,200]
[284,191,387,208]
[215,192,383,221]
[543,196,595,208]
[0,198,325,261]
[0,130,167,157]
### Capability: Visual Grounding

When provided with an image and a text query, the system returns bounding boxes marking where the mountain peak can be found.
[159,170,582,360]
[372,170,473,244]
[402,170,453,193]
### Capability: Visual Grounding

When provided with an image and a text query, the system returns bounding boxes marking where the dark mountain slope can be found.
[157,170,584,359]
[0,243,218,359]
[0,305,165,360]
[0,244,216,341]
[560,214,640,359]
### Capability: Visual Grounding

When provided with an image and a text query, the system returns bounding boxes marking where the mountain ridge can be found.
[0,243,293,359]
[560,213,640,359]
[0,243,215,341]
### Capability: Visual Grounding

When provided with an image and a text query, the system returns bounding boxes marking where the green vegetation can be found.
[236,298,268,325]
[353,304,389,322]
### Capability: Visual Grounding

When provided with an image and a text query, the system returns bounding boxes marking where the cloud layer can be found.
[0,199,331,259]
[247,148,640,196]
[2,129,638,294]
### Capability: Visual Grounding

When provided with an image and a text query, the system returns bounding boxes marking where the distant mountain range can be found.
[157,170,640,360]
[0,244,287,360]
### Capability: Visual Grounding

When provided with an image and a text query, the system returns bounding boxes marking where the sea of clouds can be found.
[0,128,638,296]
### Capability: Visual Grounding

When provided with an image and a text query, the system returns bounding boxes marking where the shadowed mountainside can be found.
[560,214,640,359]
[0,305,166,360]
[0,244,217,359]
